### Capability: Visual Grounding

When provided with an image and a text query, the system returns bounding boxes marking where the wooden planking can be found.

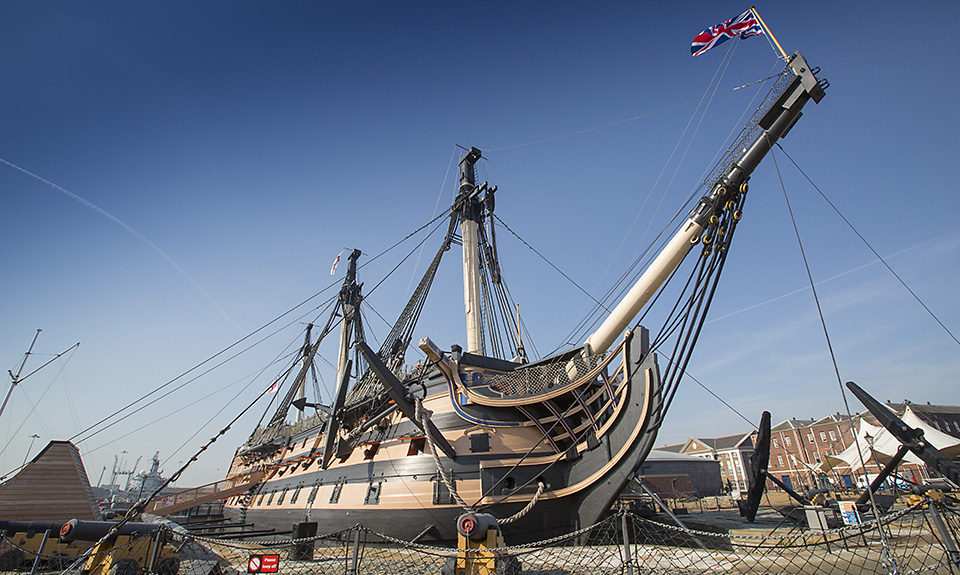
[0,441,101,522]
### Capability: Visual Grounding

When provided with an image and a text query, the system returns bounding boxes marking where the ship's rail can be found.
[243,413,325,451]
[479,348,610,398]
[144,469,267,516]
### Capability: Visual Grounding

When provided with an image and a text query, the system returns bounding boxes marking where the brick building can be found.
[758,403,960,492]
[763,414,855,492]
[661,401,960,497]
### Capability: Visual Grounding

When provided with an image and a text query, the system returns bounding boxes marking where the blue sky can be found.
[1,2,957,486]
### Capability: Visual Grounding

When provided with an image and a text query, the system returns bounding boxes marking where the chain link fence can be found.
[1,497,958,574]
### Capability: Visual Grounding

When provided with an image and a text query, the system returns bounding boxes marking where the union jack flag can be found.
[691,9,764,57]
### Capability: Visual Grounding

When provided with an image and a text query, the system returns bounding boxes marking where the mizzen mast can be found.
[336,249,362,387]
[584,52,826,356]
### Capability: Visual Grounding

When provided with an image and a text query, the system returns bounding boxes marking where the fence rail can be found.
[1,496,957,574]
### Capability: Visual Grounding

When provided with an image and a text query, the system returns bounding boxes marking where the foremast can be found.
[585,52,827,356]
[242,249,365,454]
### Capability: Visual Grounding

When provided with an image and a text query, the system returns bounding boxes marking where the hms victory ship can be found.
[219,52,826,544]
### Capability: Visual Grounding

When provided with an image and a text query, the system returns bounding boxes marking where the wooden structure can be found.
[0,440,101,521]
[144,469,266,516]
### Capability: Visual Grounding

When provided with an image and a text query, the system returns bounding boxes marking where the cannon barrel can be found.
[0,521,64,536]
[58,519,161,543]
[456,512,499,542]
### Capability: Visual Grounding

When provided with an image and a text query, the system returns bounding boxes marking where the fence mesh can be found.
[1,496,958,574]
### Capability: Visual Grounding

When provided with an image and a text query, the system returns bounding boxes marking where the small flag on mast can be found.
[691,8,764,57]
[266,378,280,393]
[330,252,342,275]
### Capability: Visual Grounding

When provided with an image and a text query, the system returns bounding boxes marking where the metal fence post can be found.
[928,501,960,567]
[621,511,634,575]
[350,525,362,575]
[28,529,50,575]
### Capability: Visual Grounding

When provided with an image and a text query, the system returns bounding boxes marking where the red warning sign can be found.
[248,554,280,573]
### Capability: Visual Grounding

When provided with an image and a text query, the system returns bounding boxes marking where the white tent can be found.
[820,405,960,473]
[901,405,960,459]
[821,418,887,473]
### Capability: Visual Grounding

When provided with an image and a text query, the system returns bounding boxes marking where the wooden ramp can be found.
[145,470,266,516]
[0,440,101,521]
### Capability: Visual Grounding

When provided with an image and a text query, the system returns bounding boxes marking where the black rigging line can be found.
[772,148,852,417]
[362,208,453,296]
[362,211,450,300]
[67,207,454,446]
[83,363,277,458]
[485,74,781,152]
[70,292,339,445]
[771,148,898,524]
[493,215,609,312]
[777,143,960,348]
[361,299,391,331]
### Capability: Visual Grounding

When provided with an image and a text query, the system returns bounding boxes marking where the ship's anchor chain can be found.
[415,397,547,525]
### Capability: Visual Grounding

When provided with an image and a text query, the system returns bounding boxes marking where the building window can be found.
[807,433,814,442]
[954,421,960,433]
[819,432,826,441]
[785,436,792,447]
[772,439,778,448]
[829,430,836,441]
[814,452,821,463]
[777,455,784,467]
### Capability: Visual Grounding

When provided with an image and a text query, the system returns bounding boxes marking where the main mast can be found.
[585,52,826,355]
[458,147,484,354]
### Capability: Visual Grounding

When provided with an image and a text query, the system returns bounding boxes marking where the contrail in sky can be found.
[707,234,956,325]
[1,157,245,332]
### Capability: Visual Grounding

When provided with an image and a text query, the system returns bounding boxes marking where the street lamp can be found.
[864,433,882,470]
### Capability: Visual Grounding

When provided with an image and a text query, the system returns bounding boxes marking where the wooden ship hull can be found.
[226,331,659,543]
[219,52,826,545]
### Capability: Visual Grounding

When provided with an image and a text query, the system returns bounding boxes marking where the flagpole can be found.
[750,6,788,60]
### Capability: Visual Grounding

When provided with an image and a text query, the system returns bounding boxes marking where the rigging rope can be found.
[68,197,454,450]
[0,346,79,476]
[498,480,546,525]
[493,215,608,312]
[776,143,960,348]
[771,147,897,572]
[484,74,780,152]
[414,398,473,513]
